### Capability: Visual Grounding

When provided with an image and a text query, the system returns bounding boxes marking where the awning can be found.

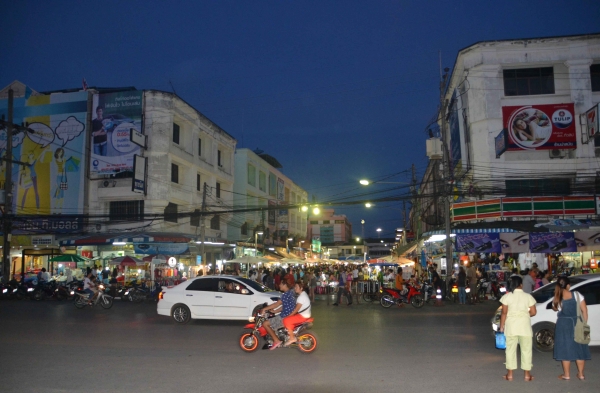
[395,241,418,257]
[59,232,195,246]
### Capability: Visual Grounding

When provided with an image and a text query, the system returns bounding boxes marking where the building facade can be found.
[307,208,353,245]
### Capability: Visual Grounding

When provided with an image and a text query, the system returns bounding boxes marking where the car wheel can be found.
[171,304,191,324]
[532,322,555,353]
[380,294,394,308]
[239,331,260,352]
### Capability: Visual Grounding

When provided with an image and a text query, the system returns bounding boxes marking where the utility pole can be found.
[440,67,453,276]
[402,200,406,246]
[2,89,13,283]
[200,182,207,272]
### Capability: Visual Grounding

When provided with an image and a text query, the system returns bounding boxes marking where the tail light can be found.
[158,291,164,300]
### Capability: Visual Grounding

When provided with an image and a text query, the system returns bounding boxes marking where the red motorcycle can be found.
[238,308,318,354]
[379,284,424,308]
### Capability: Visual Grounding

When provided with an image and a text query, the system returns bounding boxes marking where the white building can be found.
[228,148,308,252]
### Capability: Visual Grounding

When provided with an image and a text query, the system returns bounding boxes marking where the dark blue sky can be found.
[2,1,599,238]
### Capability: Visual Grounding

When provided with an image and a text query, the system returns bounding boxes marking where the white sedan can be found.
[157,275,281,324]
[492,273,600,352]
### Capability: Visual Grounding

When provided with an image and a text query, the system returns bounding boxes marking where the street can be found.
[0,296,597,393]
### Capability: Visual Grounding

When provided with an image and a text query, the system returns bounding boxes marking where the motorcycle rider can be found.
[83,272,96,302]
[283,282,312,346]
[260,277,296,350]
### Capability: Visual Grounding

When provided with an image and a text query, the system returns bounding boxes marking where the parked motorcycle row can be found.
[0,278,162,310]
[448,277,507,304]
[362,281,435,308]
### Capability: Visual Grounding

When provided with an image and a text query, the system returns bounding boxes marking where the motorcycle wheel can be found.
[238,331,260,352]
[33,291,43,301]
[362,292,374,302]
[380,294,394,308]
[134,292,145,303]
[296,333,318,354]
[15,292,23,300]
[411,295,424,308]
[100,295,114,309]
[74,297,87,309]
[55,292,64,301]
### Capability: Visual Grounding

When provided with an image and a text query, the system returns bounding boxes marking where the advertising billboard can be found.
[0,90,88,233]
[90,91,143,176]
[529,232,576,253]
[502,103,576,151]
[456,233,501,253]
[499,232,530,253]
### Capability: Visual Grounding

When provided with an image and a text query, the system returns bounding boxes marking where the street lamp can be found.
[255,231,264,256]
[359,179,410,186]
[376,228,382,238]
[365,203,372,208]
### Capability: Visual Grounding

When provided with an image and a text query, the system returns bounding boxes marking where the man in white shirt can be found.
[352,266,359,281]
[83,272,96,301]
[385,269,395,282]
[41,268,51,283]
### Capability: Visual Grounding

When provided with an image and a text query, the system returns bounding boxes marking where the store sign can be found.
[529,232,576,253]
[503,103,576,151]
[134,243,189,255]
[168,257,177,267]
[456,233,501,253]
[132,154,147,194]
[495,128,508,158]
[586,104,599,137]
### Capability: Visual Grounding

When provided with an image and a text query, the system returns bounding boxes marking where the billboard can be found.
[132,154,147,194]
[90,91,143,176]
[529,232,576,253]
[503,103,576,151]
[456,233,501,253]
[574,230,600,252]
[495,128,508,158]
[0,90,88,233]
[499,232,530,253]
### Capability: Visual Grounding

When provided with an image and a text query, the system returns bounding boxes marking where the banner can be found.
[495,129,508,158]
[132,154,146,194]
[268,199,276,225]
[456,233,501,253]
[574,230,600,252]
[0,91,87,232]
[499,232,530,253]
[503,103,576,151]
[90,91,143,176]
[529,232,576,253]
[134,243,189,255]
[586,104,598,137]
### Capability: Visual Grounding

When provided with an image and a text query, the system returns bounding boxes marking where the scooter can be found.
[420,280,435,304]
[73,284,114,309]
[239,305,317,354]
[379,284,424,308]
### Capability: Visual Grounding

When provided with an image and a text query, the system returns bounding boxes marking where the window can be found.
[247,164,256,187]
[171,163,179,183]
[196,174,201,191]
[269,173,277,196]
[356,248,362,254]
[190,209,200,227]
[186,278,218,291]
[592,64,600,92]
[503,67,555,96]
[210,214,220,230]
[218,150,222,167]
[216,182,221,198]
[241,222,248,236]
[109,201,144,222]
[164,202,178,223]
[577,281,600,306]
[198,138,202,156]
[259,171,266,192]
[310,220,318,224]
[173,123,180,144]
[335,220,345,224]
[322,220,330,224]
[505,178,571,196]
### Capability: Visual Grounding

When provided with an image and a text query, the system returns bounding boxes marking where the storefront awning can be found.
[59,232,195,246]
[395,241,418,257]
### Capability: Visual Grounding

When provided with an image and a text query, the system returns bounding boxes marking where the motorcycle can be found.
[488,278,506,301]
[33,281,59,301]
[420,280,435,305]
[73,284,114,309]
[379,284,424,308]
[239,306,317,354]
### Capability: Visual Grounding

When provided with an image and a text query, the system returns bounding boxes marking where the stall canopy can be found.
[59,232,194,246]
[110,256,144,266]
[48,254,90,263]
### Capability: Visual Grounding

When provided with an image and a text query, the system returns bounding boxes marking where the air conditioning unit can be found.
[101,180,117,188]
[426,138,443,160]
[549,149,566,159]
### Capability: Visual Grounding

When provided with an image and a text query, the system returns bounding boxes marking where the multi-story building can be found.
[228,148,308,255]
[307,209,352,245]
[412,33,600,271]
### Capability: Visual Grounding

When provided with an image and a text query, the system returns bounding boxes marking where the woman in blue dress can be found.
[552,276,591,380]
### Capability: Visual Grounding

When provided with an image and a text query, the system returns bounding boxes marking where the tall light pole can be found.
[254,231,263,257]
[376,228,382,238]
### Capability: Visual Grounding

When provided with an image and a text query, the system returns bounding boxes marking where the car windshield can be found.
[235,277,275,293]
[531,276,589,303]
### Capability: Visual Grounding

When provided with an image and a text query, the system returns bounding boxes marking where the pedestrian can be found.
[522,269,536,293]
[333,267,351,306]
[542,270,551,286]
[552,276,591,380]
[534,271,544,290]
[457,266,467,305]
[309,270,317,302]
[466,264,478,303]
[274,269,281,290]
[499,276,537,382]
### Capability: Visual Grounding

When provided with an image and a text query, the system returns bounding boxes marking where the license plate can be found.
[451,288,458,293]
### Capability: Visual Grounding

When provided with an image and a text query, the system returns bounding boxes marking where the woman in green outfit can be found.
[499,276,537,382]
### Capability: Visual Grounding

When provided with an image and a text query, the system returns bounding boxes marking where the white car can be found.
[492,273,600,352]
[157,275,281,324]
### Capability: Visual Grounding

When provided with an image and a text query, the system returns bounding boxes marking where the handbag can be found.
[574,292,591,345]
[495,331,506,350]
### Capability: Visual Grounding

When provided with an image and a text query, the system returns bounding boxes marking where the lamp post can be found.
[376,228,382,238]
[255,231,264,257]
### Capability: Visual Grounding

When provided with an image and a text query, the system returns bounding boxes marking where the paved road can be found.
[0,295,597,393]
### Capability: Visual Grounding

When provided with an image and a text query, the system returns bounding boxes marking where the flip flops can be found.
[558,375,570,380]
[269,341,282,351]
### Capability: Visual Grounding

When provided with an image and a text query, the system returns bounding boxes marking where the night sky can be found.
[2,1,599,238]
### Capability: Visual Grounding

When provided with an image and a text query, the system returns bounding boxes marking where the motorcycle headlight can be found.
[70,291,74,295]
[2,288,7,293]
[499,287,506,293]
[98,285,105,290]
[27,288,34,292]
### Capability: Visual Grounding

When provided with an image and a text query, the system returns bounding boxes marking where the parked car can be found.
[492,273,600,352]
[157,275,281,324]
